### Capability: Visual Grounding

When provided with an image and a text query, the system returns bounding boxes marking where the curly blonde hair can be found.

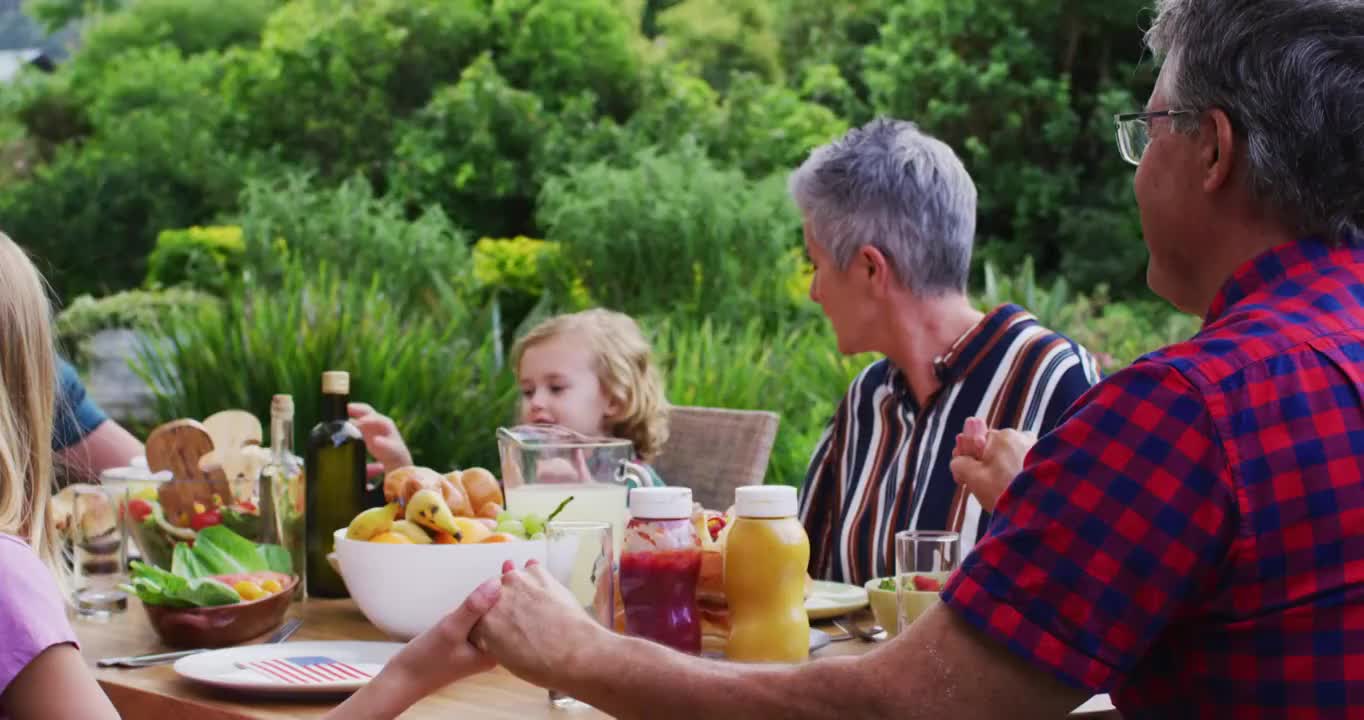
[511,309,670,461]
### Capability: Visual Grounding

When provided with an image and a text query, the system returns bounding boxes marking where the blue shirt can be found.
[54,357,108,451]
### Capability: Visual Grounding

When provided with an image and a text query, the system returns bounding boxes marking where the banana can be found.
[345,502,400,541]
[388,519,433,544]
[405,489,461,537]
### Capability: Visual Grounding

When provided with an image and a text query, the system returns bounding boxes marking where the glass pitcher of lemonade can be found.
[723,485,810,663]
[497,424,651,557]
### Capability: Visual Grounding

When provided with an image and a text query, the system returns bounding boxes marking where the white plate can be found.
[805,580,870,620]
[1071,694,1116,716]
[174,641,402,697]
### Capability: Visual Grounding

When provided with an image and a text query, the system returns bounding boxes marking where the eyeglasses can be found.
[1113,110,1195,166]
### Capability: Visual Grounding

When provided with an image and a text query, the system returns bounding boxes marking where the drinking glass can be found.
[894,530,959,632]
[69,484,129,618]
[544,520,614,709]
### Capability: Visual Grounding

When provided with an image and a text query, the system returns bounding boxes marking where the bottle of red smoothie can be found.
[620,487,702,654]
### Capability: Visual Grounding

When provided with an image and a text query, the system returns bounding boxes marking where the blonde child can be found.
[350,308,670,484]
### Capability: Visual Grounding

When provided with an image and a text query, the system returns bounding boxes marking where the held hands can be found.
[949,417,1036,513]
[471,559,609,690]
[347,403,414,478]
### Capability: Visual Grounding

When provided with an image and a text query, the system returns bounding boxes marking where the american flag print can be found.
[239,655,374,685]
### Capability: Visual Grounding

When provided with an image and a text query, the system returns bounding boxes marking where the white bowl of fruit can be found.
[333,466,552,640]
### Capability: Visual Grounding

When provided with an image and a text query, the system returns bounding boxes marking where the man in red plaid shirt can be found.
[360,2,1364,718]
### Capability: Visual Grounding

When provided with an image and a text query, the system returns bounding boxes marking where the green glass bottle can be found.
[304,371,366,598]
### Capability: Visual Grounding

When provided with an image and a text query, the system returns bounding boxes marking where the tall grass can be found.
[650,315,868,486]
[133,257,517,471]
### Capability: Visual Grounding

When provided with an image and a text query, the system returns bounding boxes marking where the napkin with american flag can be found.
[238,655,374,685]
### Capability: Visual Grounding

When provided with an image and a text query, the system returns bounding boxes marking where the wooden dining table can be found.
[77,599,1119,719]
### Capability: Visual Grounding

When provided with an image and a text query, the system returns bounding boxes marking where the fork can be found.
[98,617,304,668]
[831,616,885,642]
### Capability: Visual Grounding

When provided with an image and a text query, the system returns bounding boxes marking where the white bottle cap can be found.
[628,487,693,519]
[734,485,798,518]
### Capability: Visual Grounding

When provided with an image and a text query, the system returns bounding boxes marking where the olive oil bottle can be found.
[304,371,366,598]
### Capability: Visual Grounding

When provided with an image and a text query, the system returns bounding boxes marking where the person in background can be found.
[794,118,1102,586]
[350,308,669,486]
[53,356,144,483]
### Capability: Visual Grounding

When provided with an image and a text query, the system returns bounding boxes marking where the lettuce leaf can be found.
[125,560,241,607]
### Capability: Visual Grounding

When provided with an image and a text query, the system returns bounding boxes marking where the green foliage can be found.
[55,288,219,364]
[652,316,868,485]
[133,257,517,471]
[389,55,546,239]
[74,0,276,67]
[1,110,254,299]
[656,0,783,92]
[977,257,1201,370]
[774,0,888,120]
[861,0,1152,295]
[492,0,643,118]
[235,173,473,313]
[25,0,121,33]
[712,73,846,178]
[536,142,803,327]
[145,226,246,294]
[224,0,491,179]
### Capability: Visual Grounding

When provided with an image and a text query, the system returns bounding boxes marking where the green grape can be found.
[522,513,545,538]
[498,519,526,538]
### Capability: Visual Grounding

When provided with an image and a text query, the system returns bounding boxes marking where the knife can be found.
[97,617,303,668]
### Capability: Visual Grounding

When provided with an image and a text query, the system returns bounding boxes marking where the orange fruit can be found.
[370,531,414,544]
[432,530,459,544]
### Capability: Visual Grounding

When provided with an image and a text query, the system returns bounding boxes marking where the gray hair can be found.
[788,118,977,296]
[1146,0,1364,242]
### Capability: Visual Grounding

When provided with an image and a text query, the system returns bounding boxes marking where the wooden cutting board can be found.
[145,419,231,523]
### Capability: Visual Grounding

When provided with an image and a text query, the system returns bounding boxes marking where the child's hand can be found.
[347,403,414,478]
[322,579,500,720]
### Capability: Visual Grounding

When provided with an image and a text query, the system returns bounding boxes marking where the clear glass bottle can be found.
[262,393,306,599]
[620,487,702,654]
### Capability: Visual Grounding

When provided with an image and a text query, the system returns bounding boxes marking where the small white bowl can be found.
[332,528,546,640]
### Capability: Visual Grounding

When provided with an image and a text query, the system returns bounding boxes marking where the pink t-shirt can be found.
[0,533,78,711]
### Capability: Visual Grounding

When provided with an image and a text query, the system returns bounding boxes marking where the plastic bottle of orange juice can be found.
[723,486,810,662]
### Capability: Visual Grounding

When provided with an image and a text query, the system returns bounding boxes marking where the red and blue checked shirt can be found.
[943,238,1364,718]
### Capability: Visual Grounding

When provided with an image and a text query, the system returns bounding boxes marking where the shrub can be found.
[55,287,219,365]
[145,226,246,294]
[235,173,474,313]
[133,256,517,470]
[536,142,803,327]
[223,0,492,180]
[492,0,643,118]
[389,55,547,239]
[74,0,275,67]
[655,0,783,92]
[651,315,868,486]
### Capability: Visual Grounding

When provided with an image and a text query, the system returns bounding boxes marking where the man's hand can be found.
[472,559,611,690]
[950,417,1035,512]
[347,403,414,478]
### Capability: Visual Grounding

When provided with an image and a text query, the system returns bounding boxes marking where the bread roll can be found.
[459,467,504,510]
[438,471,475,517]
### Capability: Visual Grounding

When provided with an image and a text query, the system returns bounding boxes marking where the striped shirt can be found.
[798,304,1102,585]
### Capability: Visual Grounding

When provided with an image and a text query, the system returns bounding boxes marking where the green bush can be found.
[651,315,868,486]
[2,110,255,300]
[145,226,246,294]
[536,142,803,327]
[133,257,517,471]
[656,0,783,92]
[55,287,219,365]
[861,0,1152,295]
[389,55,547,239]
[235,173,473,313]
[712,73,846,178]
[74,0,276,67]
[224,0,491,180]
[976,257,1200,370]
[492,0,643,118]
